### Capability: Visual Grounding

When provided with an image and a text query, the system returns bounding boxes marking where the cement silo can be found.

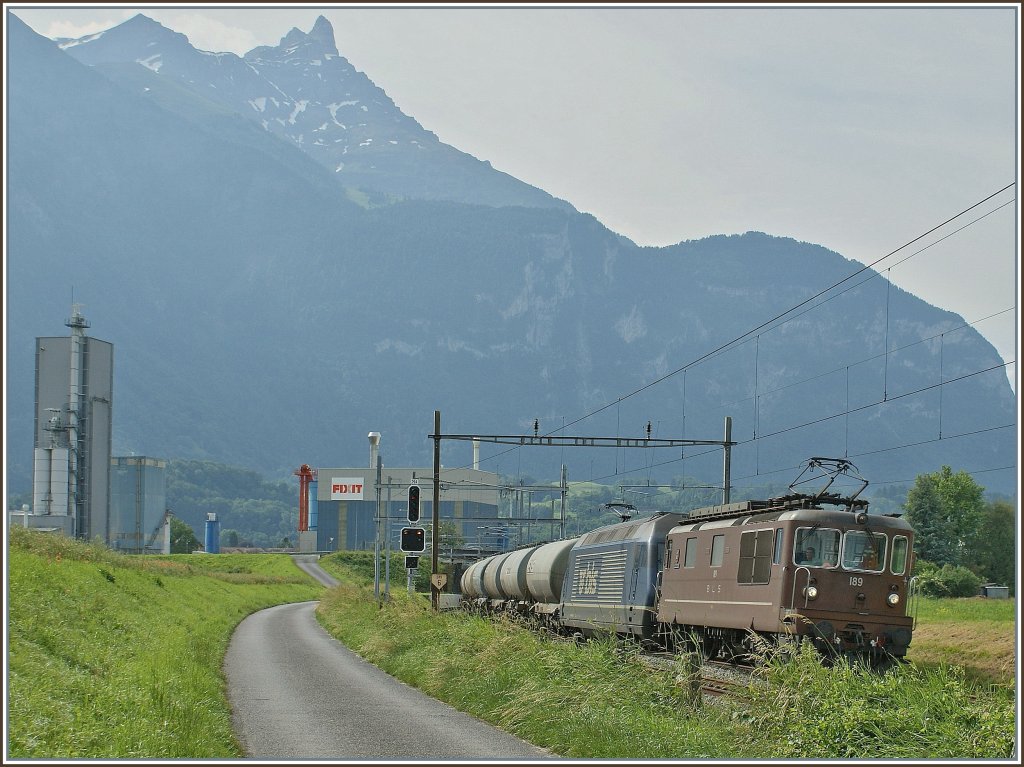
[205,513,221,554]
[109,456,168,553]
[32,305,113,541]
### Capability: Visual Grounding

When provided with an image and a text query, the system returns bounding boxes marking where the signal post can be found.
[400,483,425,595]
[431,411,442,610]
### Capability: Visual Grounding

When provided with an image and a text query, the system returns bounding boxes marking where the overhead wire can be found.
[696,306,1014,416]
[439,184,1016,485]
[549,183,1016,437]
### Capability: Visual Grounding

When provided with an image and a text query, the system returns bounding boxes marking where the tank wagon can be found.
[460,537,581,622]
[459,458,916,668]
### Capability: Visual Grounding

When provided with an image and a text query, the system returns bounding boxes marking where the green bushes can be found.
[914,561,983,597]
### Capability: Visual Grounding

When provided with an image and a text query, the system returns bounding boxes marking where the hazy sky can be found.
[8,3,1020,390]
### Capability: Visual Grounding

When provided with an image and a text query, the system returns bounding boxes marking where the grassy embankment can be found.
[6,527,323,758]
[909,596,1016,686]
[6,533,1016,760]
[316,552,1016,760]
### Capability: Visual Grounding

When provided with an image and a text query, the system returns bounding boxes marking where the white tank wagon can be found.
[525,537,578,602]
[497,547,539,610]
[481,551,514,606]
[460,558,488,599]
[523,537,579,625]
[459,537,582,621]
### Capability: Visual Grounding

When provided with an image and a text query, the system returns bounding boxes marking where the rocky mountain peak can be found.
[53,12,573,212]
[309,15,339,55]
[58,12,191,59]
[263,15,338,59]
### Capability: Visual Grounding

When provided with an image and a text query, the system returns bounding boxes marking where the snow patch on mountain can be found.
[288,100,308,124]
[58,31,107,49]
[375,339,422,357]
[54,11,571,212]
[615,306,647,343]
[137,54,162,73]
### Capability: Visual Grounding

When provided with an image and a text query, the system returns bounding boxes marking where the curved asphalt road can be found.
[224,556,551,760]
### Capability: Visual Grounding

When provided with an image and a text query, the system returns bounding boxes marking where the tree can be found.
[437,520,464,550]
[934,465,985,559]
[169,516,200,554]
[903,466,985,568]
[221,529,240,547]
[974,500,1015,590]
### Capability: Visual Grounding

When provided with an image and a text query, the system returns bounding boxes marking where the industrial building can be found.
[310,465,505,554]
[16,305,170,552]
[303,434,517,555]
[109,456,170,553]
[29,305,113,540]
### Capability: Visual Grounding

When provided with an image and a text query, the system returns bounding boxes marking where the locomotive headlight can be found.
[803,585,819,600]
[887,592,901,607]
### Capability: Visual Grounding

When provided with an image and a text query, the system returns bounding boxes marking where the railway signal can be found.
[405,554,419,595]
[400,526,425,552]
[407,484,420,523]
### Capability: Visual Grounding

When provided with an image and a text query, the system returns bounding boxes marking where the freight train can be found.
[459,458,916,668]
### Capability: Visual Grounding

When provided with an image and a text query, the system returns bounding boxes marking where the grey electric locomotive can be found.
[559,509,685,643]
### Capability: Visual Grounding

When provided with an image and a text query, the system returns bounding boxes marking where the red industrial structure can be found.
[293,464,317,532]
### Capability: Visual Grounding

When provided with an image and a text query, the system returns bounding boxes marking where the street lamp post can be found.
[374,454,382,605]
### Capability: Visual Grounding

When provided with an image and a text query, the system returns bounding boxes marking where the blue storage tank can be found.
[309,479,318,530]
[205,513,220,553]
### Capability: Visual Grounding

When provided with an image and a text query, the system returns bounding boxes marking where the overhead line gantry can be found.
[425,411,736,610]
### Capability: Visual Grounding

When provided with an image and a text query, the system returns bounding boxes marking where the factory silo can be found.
[109,456,168,553]
[204,513,221,554]
[32,305,113,541]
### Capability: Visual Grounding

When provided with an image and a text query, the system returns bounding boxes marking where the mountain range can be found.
[5,13,1017,501]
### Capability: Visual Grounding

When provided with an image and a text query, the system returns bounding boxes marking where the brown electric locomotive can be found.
[656,466,915,668]
[461,457,916,669]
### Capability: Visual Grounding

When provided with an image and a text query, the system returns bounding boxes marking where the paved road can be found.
[224,557,551,760]
[291,554,340,588]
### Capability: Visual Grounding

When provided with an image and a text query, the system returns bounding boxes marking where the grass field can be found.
[908,596,1016,687]
[316,552,1017,760]
[5,532,1017,759]
[6,528,323,758]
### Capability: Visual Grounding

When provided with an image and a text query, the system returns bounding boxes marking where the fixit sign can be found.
[330,478,365,500]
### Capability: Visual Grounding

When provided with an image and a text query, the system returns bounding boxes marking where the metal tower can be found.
[294,464,317,532]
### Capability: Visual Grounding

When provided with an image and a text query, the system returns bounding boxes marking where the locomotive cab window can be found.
[794,527,840,568]
[684,537,697,568]
[891,536,909,575]
[842,530,887,573]
[737,529,773,584]
[710,534,725,567]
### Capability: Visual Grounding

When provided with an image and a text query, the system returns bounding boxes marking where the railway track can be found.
[639,653,753,700]
[699,673,748,699]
